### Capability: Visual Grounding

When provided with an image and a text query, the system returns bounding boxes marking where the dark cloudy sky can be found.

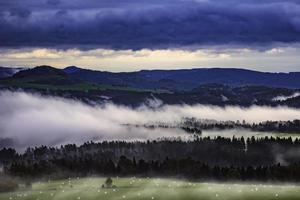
[0,0,300,72]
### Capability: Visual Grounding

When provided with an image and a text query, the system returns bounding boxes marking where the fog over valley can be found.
[1,90,300,149]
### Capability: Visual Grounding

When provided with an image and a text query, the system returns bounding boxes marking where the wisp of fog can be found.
[0,91,300,149]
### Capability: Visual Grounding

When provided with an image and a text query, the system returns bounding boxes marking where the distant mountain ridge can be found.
[1,65,300,107]
[2,66,300,90]
[63,66,300,90]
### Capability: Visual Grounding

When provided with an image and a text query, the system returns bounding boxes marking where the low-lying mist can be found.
[1,90,300,149]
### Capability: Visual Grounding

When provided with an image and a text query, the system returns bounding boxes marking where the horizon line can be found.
[2,65,300,74]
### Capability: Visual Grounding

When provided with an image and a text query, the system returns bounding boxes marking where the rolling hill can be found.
[1,65,300,91]
[63,66,300,90]
[0,65,300,107]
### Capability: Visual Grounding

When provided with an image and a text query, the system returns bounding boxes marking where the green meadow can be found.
[1,177,300,200]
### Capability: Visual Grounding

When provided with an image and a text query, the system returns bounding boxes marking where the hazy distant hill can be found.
[63,66,300,90]
[0,66,25,78]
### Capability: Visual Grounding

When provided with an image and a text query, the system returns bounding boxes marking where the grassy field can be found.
[0,177,300,200]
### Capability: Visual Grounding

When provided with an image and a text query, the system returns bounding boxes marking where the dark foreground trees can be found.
[1,136,300,182]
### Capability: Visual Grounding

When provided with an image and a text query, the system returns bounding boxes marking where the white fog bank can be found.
[0,91,300,149]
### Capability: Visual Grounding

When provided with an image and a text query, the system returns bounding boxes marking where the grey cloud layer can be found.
[1,91,300,149]
[0,0,300,50]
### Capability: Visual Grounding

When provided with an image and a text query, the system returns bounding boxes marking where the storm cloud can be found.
[0,90,300,149]
[0,0,300,50]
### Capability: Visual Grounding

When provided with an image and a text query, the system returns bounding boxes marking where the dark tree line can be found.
[182,119,300,133]
[1,137,300,181]
[7,155,300,182]
[138,119,300,134]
